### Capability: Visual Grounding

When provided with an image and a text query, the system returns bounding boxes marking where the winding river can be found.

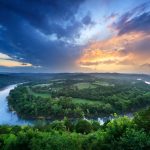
[0,84,31,125]
[0,84,112,125]
[0,81,149,125]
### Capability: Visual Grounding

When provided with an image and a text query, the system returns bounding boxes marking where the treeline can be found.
[0,73,52,89]
[0,74,20,89]
[51,81,150,112]
[1,108,150,150]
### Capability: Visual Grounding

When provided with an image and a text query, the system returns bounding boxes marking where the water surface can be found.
[0,84,31,125]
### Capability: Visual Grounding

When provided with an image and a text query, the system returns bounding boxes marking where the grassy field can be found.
[73,82,97,90]
[26,86,102,105]
[33,83,52,87]
[26,86,50,98]
[144,92,150,97]
[72,98,102,105]
[93,81,113,86]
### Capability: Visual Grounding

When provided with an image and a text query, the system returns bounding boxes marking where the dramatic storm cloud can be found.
[78,0,150,73]
[0,0,150,73]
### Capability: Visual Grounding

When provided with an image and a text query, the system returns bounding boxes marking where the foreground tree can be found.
[75,120,92,134]
[134,107,150,132]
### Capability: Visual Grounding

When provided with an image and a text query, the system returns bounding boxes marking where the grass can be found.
[72,98,103,105]
[33,83,52,87]
[74,81,113,90]
[74,82,97,90]
[93,81,113,86]
[27,86,102,105]
[144,92,150,97]
[26,86,50,98]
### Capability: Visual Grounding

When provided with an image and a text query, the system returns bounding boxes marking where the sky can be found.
[0,0,150,73]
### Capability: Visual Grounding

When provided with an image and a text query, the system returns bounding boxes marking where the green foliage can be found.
[0,114,150,150]
[119,128,150,150]
[3,74,150,149]
[106,116,134,138]
[91,121,101,131]
[50,120,66,131]
[90,117,135,150]
[134,107,150,132]
[31,132,82,150]
[63,117,74,131]
[7,76,150,120]
[75,120,92,134]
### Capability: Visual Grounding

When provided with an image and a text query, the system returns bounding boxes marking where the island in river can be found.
[0,84,114,125]
[4,73,150,124]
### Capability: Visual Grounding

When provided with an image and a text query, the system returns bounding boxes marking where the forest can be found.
[8,74,150,119]
[0,107,150,150]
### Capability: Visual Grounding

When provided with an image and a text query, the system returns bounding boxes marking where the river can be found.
[0,84,113,125]
[0,81,149,125]
[0,84,31,125]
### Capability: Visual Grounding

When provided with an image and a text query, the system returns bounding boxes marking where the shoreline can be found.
[1,83,149,125]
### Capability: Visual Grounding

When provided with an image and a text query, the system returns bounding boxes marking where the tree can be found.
[75,120,92,134]
[134,107,150,132]
[92,121,101,131]
[63,117,74,131]
[119,128,150,150]
[50,120,66,131]
[2,134,17,150]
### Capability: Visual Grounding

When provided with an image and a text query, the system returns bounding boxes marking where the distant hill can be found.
[0,72,150,89]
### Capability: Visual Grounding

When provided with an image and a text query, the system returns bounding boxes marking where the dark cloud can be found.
[0,0,149,73]
[106,12,118,21]
[113,1,150,35]
[82,14,94,25]
[0,0,84,34]
[0,0,92,71]
[117,12,150,35]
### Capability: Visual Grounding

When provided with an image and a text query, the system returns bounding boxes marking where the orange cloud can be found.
[0,59,32,67]
[0,53,32,67]
[77,31,150,73]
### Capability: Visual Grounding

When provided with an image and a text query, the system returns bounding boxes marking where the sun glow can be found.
[77,32,150,72]
[0,53,32,67]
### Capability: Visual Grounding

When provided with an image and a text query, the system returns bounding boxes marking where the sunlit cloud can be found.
[0,0,150,73]
[77,31,150,73]
[0,53,32,67]
[0,53,11,60]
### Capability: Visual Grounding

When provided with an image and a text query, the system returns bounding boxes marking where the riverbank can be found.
[0,84,132,125]
[0,84,32,125]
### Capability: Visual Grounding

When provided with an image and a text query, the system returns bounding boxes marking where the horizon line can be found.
[0,72,150,76]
